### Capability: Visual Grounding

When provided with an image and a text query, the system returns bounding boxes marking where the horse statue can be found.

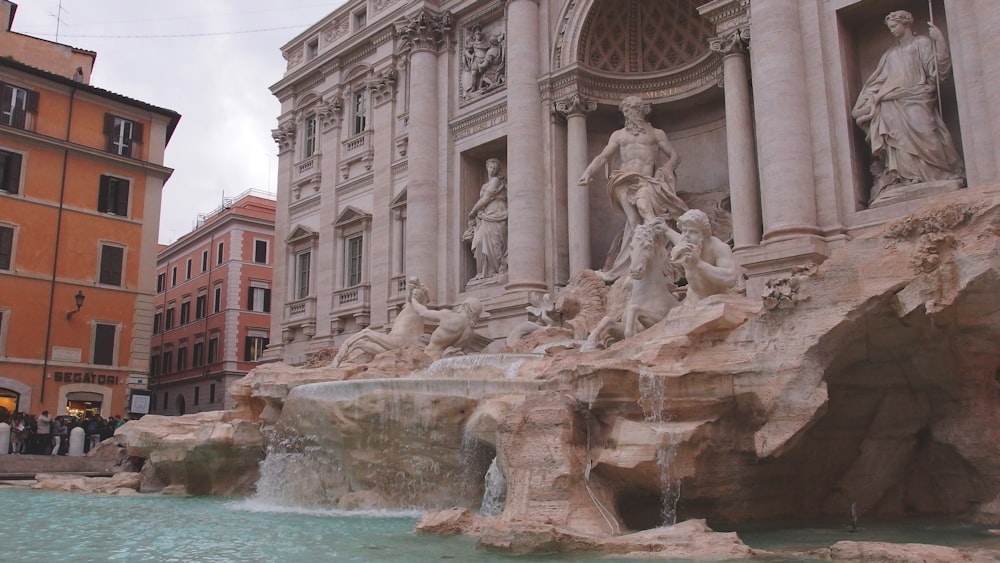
[586,221,681,348]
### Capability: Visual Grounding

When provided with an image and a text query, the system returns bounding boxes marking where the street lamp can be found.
[66,290,86,319]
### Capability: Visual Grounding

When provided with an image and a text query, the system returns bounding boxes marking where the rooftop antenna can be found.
[48,0,68,42]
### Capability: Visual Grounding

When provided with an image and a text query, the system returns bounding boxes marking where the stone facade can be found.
[267,0,1000,364]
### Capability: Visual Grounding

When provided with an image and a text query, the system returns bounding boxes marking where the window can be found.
[149,354,160,377]
[296,251,311,299]
[196,294,207,319]
[245,335,269,362]
[201,250,208,273]
[209,383,216,404]
[194,386,200,406]
[306,39,319,60]
[352,90,367,135]
[346,234,363,287]
[213,286,222,313]
[99,244,124,286]
[302,114,317,157]
[0,83,38,129]
[354,9,367,30]
[185,259,192,280]
[248,286,271,312]
[176,346,188,371]
[0,225,12,271]
[180,300,191,325]
[0,149,22,194]
[165,307,175,330]
[217,241,224,265]
[162,392,168,410]
[254,240,268,264]
[104,114,142,157]
[93,323,116,366]
[156,273,166,293]
[208,336,219,364]
[192,341,204,367]
[152,311,162,335]
[98,175,130,216]
[171,266,177,286]
[162,349,173,374]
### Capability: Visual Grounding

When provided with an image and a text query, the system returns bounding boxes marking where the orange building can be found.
[150,191,275,415]
[0,1,180,420]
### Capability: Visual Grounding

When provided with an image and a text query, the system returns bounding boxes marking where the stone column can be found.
[749,0,820,241]
[555,94,597,274]
[395,11,451,295]
[505,0,547,291]
[392,208,405,277]
[711,27,761,250]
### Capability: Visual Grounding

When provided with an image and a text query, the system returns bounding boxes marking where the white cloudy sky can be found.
[13,0,347,244]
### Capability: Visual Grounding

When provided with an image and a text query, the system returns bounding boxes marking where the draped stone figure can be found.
[852,10,963,207]
[464,158,508,282]
[578,96,687,282]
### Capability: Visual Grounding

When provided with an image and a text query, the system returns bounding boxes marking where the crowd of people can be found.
[3,410,126,455]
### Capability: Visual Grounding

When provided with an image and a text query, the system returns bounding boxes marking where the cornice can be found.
[449,102,507,141]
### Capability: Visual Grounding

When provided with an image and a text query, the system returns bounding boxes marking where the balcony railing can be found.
[342,129,373,159]
[333,283,371,317]
[284,296,316,323]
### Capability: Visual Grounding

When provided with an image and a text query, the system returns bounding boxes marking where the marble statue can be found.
[851,10,963,206]
[664,209,738,306]
[409,292,488,359]
[586,221,682,348]
[578,96,688,281]
[463,25,506,95]
[330,277,430,367]
[463,158,508,282]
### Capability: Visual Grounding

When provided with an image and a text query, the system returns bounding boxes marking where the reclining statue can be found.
[331,277,430,367]
[409,294,489,360]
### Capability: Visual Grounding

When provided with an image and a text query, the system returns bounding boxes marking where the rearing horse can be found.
[586,221,680,347]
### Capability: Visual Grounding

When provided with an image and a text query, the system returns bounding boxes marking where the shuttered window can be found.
[244,335,269,361]
[99,244,124,286]
[0,225,12,270]
[103,114,143,157]
[0,82,38,129]
[247,287,270,312]
[93,323,116,366]
[98,175,130,216]
[0,150,22,194]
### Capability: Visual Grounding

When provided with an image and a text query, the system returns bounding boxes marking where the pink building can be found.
[150,191,275,414]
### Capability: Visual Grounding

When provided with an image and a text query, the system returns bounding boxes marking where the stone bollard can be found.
[68,426,86,456]
[0,422,8,455]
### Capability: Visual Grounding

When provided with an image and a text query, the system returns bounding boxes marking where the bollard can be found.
[68,426,86,456]
[0,422,8,455]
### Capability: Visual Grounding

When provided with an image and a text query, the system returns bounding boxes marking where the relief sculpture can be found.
[462,23,506,97]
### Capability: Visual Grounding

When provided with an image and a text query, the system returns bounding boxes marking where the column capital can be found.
[271,120,296,153]
[395,10,454,54]
[710,25,750,56]
[554,94,597,118]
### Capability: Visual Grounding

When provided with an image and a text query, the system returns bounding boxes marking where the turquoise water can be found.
[3,487,999,562]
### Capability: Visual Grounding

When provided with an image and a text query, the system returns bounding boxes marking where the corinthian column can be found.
[711,26,761,250]
[555,94,597,274]
[750,0,821,241]
[505,0,547,291]
[396,11,452,295]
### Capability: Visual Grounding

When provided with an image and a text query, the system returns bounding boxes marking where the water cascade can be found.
[479,456,506,516]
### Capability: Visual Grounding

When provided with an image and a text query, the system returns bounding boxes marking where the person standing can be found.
[50,415,64,455]
[35,410,52,455]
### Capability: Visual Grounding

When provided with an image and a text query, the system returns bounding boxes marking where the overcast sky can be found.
[13,0,348,244]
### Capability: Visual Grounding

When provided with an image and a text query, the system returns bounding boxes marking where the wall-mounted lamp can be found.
[66,290,86,319]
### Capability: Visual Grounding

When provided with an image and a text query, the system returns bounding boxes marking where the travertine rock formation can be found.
[113,186,1000,558]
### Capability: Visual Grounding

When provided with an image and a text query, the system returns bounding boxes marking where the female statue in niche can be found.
[852,10,963,206]
[463,158,508,281]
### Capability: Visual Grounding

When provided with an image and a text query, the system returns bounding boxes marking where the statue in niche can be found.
[665,209,738,306]
[330,277,430,367]
[463,158,508,282]
[462,24,506,95]
[409,292,489,360]
[852,10,964,207]
[578,96,688,282]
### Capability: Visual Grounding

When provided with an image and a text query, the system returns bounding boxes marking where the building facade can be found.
[0,1,180,419]
[267,0,1000,364]
[150,191,275,415]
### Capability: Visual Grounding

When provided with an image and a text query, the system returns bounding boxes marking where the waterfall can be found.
[638,369,667,422]
[479,456,506,516]
[657,440,682,526]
